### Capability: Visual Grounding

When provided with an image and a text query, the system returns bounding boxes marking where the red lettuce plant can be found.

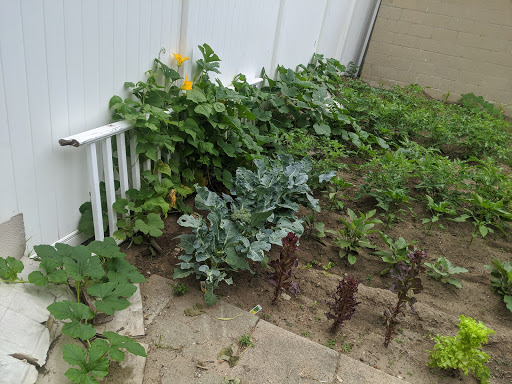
[268,232,301,305]
[383,249,427,347]
[326,276,360,333]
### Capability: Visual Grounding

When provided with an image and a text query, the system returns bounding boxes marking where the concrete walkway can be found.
[139,274,410,384]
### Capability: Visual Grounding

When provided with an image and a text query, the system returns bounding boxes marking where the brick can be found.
[423,87,458,102]
[411,60,436,74]
[393,33,430,49]
[379,5,403,20]
[415,73,442,88]
[372,30,396,43]
[478,74,512,91]
[436,66,460,80]
[423,13,453,29]
[383,19,412,34]
[372,64,415,83]
[386,0,431,11]
[408,23,433,38]
[431,28,459,42]
[477,8,512,26]
[424,51,462,69]
[400,9,428,24]
[387,56,413,71]
[458,32,510,52]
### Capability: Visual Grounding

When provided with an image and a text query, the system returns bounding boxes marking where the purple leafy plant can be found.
[326,276,361,333]
[268,232,301,305]
[383,249,427,347]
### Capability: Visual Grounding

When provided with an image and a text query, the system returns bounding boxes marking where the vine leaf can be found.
[0,256,24,282]
[87,282,137,315]
[86,238,125,259]
[106,258,146,284]
[61,245,105,281]
[104,331,147,361]
[63,340,110,384]
[47,301,96,340]
[135,213,164,237]
[28,258,68,286]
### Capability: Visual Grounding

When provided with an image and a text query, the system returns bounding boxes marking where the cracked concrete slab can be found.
[336,353,408,383]
[140,274,174,326]
[0,307,50,367]
[95,284,144,337]
[231,320,339,384]
[0,354,38,384]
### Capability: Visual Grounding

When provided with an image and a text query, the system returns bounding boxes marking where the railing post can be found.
[102,137,117,237]
[87,142,104,241]
[116,132,129,199]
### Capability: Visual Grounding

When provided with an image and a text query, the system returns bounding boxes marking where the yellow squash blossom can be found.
[180,74,193,91]
[172,53,189,68]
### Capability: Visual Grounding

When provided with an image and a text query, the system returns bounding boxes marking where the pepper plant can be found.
[484,258,512,312]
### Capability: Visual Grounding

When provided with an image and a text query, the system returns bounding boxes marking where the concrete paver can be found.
[0,354,39,384]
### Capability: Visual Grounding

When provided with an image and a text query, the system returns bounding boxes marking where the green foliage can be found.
[463,193,512,241]
[459,93,502,118]
[174,156,319,305]
[422,196,458,234]
[171,282,189,296]
[63,332,146,384]
[359,150,414,226]
[238,334,254,348]
[484,258,512,312]
[339,79,512,161]
[0,256,24,283]
[323,176,354,211]
[427,315,494,384]
[327,209,381,265]
[373,232,417,275]
[424,257,468,289]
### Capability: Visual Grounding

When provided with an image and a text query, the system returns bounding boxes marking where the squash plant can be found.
[2,238,148,384]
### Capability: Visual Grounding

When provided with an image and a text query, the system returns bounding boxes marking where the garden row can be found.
[1,44,511,384]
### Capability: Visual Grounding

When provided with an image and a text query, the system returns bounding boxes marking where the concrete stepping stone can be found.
[0,354,39,384]
[231,319,339,383]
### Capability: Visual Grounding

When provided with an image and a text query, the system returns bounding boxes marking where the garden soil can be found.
[124,174,512,384]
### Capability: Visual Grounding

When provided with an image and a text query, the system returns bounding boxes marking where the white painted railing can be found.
[59,78,263,242]
[59,121,136,241]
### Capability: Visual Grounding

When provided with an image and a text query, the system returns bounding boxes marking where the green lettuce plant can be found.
[427,315,494,384]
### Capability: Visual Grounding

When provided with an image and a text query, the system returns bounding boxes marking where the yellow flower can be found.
[180,74,193,91]
[172,53,189,68]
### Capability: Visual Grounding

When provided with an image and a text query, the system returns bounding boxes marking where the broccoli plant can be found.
[268,232,301,304]
[325,276,360,333]
[427,315,494,384]
[383,249,427,347]
[174,157,323,305]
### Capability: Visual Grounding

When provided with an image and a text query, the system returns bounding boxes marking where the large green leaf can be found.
[194,103,213,118]
[106,258,146,284]
[186,89,207,104]
[104,331,147,361]
[86,238,125,259]
[47,301,96,340]
[0,256,24,282]
[87,282,137,315]
[28,258,68,286]
[63,341,110,384]
[61,245,105,282]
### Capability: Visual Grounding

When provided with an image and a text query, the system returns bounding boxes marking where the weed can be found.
[171,283,189,296]
[238,334,254,348]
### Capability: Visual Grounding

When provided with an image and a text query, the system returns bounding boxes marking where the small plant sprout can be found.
[383,249,427,347]
[326,208,382,265]
[303,212,326,245]
[422,196,457,234]
[238,334,254,348]
[323,176,354,211]
[427,315,494,384]
[171,282,189,296]
[0,256,25,284]
[268,232,301,305]
[326,276,361,334]
[484,258,512,312]
[424,257,468,289]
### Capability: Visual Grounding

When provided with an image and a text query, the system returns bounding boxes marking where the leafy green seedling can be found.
[427,315,494,384]
[171,282,189,296]
[0,256,25,283]
[425,257,468,289]
[323,176,354,211]
[303,213,326,245]
[422,196,457,234]
[238,334,254,348]
[373,232,417,275]
[484,258,512,312]
[326,209,382,265]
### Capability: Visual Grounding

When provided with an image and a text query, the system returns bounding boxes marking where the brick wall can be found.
[360,0,512,115]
